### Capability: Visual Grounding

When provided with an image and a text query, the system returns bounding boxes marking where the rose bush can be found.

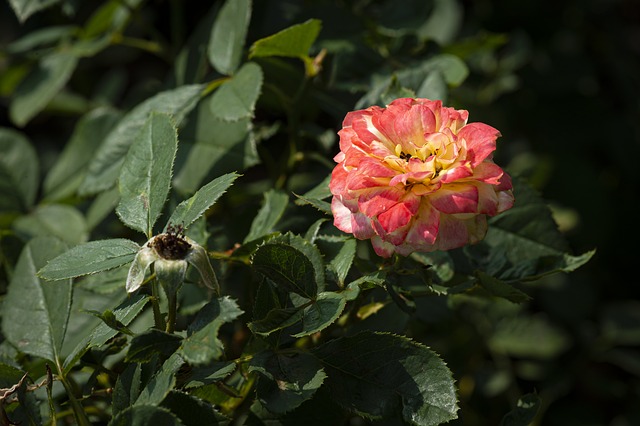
[330,97,515,257]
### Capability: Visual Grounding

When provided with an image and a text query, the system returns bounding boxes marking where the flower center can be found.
[151,224,191,260]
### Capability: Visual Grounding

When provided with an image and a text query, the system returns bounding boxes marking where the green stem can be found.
[165,292,177,334]
[151,279,166,330]
[58,374,91,426]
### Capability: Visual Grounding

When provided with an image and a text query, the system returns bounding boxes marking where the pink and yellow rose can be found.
[330,98,514,257]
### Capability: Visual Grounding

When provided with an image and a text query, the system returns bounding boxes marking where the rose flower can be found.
[329,98,514,257]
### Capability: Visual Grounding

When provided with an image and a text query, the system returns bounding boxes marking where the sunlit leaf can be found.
[116,112,178,235]
[1,236,71,363]
[292,292,346,338]
[209,62,263,122]
[208,0,252,75]
[166,172,239,231]
[80,84,204,195]
[10,51,78,126]
[313,331,458,425]
[249,19,322,59]
[38,238,139,281]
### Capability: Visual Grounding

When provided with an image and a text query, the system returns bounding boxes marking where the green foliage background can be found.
[0,0,637,425]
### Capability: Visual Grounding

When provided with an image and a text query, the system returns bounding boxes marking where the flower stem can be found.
[150,279,166,330]
[165,292,177,334]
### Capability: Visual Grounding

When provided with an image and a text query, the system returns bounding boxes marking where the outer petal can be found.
[126,245,158,293]
[457,122,500,166]
[404,202,440,247]
[186,242,220,296]
[377,202,414,234]
[430,184,479,214]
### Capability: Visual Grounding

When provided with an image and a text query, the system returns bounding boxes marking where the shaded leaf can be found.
[63,294,149,373]
[166,172,239,231]
[500,393,541,426]
[475,271,531,303]
[44,108,122,200]
[244,189,289,243]
[113,363,142,417]
[316,236,356,287]
[209,62,263,122]
[0,127,38,211]
[38,238,139,280]
[116,112,178,235]
[135,353,184,406]
[161,391,226,426]
[417,0,463,44]
[8,0,60,22]
[1,236,71,363]
[126,330,183,363]
[10,51,78,126]
[185,362,236,389]
[13,204,88,245]
[489,314,570,359]
[208,0,252,75]
[250,19,322,60]
[252,243,319,299]
[292,292,346,338]
[249,350,327,414]
[80,84,204,195]
[313,331,458,425]
[180,297,244,365]
[109,404,184,426]
[249,307,304,337]
[473,178,595,280]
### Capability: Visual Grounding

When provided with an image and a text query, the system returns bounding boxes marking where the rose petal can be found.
[430,184,479,214]
[457,122,500,166]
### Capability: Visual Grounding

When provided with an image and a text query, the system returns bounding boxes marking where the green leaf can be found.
[252,243,320,299]
[110,404,184,426]
[180,297,244,365]
[489,315,570,359]
[161,391,225,426]
[313,331,458,425]
[173,108,256,194]
[166,172,239,231]
[113,363,142,417]
[417,0,463,44]
[1,236,71,363]
[63,294,149,373]
[44,108,122,200]
[292,292,346,338]
[86,186,120,230]
[244,189,289,243]
[116,112,178,235]
[135,353,184,406]
[38,238,140,280]
[209,62,263,122]
[80,84,204,195]
[13,204,88,245]
[416,70,447,102]
[475,271,531,303]
[8,0,59,22]
[473,178,595,280]
[185,362,236,389]
[208,0,252,75]
[10,51,78,126]
[316,236,356,287]
[249,307,304,337]
[249,350,327,414]
[126,330,183,363]
[500,393,541,426]
[0,127,38,211]
[249,19,322,59]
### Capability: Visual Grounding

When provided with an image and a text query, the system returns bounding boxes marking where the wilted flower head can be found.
[127,224,219,295]
[330,98,514,257]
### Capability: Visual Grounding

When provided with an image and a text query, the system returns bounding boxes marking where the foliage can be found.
[0,0,605,425]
